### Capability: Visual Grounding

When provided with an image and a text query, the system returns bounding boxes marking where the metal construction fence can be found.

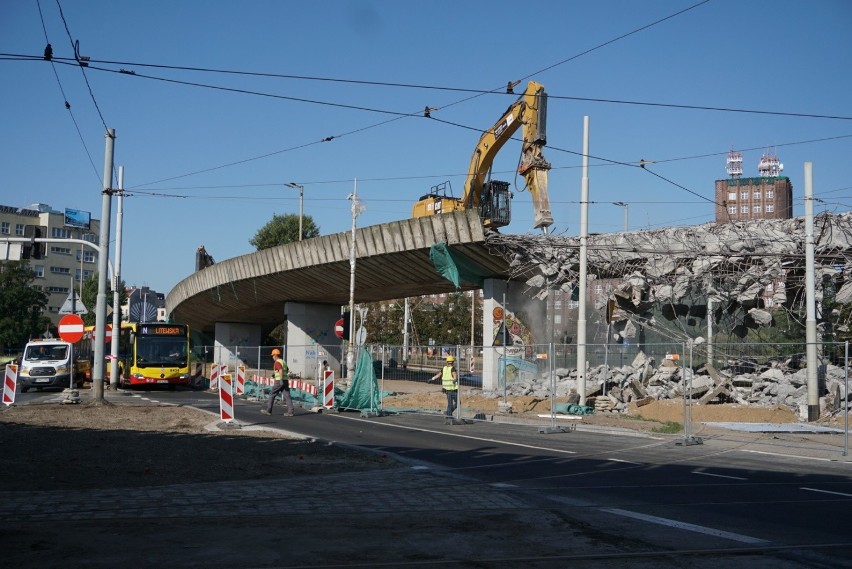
[191,340,851,394]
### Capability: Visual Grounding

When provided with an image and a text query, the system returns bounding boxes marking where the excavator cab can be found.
[480,180,511,228]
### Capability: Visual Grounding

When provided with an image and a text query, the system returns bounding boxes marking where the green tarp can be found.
[338,348,381,413]
[429,242,490,289]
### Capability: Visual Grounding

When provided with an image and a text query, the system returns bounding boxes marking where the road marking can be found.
[601,508,770,544]
[691,470,747,480]
[334,414,577,456]
[738,449,832,462]
[801,487,852,498]
[607,458,642,465]
[491,483,516,488]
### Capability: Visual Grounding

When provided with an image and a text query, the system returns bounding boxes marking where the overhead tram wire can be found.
[55,0,109,133]
[33,0,101,184]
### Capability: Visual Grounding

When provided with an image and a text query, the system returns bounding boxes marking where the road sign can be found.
[58,290,88,315]
[90,324,113,343]
[58,314,85,343]
[355,326,367,346]
[335,318,345,339]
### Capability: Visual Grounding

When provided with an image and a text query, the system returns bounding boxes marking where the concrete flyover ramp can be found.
[166,210,511,335]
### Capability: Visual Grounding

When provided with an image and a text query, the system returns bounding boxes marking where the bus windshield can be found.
[135,337,187,367]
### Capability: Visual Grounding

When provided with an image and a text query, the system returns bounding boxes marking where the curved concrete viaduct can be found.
[166,209,513,337]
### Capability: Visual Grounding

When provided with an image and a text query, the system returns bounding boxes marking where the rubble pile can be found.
[483,351,850,417]
[486,212,852,338]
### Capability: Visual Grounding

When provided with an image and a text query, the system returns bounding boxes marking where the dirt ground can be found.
[0,384,843,569]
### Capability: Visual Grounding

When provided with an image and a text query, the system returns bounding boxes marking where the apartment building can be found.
[0,203,101,326]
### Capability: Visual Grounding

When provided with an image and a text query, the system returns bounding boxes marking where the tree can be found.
[250,213,320,250]
[363,293,482,347]
[80,274,128,327]
[0,261,50,351]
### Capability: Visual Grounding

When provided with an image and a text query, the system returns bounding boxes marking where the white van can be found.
[18,340,89,392]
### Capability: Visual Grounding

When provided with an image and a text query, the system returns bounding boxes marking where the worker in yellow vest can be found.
[432,355,458,422]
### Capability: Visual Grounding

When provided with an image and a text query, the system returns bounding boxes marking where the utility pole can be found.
[92,128,115,401]
[346,180,365,374]
[577,116,590,405]
[285,182,304,240]
[804,162,819,421]
[110,166,125,389]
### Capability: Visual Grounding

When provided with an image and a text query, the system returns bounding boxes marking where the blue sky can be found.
[2,1,850,295]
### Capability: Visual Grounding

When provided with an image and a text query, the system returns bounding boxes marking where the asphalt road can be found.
[21,386,852,567]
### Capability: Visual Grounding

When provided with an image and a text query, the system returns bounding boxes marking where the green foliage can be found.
[362,293,482,347]
[80,273,128,327]
[250,214,320,250]
[651,421,682,434]
[0,261,50,351]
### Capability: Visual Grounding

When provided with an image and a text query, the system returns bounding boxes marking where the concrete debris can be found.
[486,212,852,336]
[482,351,847,416]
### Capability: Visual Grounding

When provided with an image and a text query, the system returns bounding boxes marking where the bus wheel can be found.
[168,384,176,391]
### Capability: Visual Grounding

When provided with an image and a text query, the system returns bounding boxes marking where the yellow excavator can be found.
[412,80,553,231]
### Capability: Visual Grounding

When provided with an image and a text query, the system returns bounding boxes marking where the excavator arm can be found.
[411,81,553,230]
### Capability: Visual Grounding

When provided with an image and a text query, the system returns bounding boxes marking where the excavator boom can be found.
[412,81,553,230]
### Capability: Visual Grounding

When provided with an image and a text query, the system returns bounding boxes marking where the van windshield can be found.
[25,345,69,361]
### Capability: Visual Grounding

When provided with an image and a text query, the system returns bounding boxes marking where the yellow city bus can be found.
[90,322,192,388]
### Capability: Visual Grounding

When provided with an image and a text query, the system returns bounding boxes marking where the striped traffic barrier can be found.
[236,365,245,395]
[323,370,335,408]
[209,363,219,391]
[253,375,317,397]
[192,362,203,387]
[3,364,18,406]
[219,374,234,422]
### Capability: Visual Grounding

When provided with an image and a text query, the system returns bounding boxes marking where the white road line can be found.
[691,470,747,481]
[334,414,577,456]
[801,487,852,498]
[601,508,770,544]
[607,458,642,465]
[738,449,832,462]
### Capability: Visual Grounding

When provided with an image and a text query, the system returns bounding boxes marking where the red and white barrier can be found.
[323,370,335,408]
[252,375,317,397]
[236,365,245,395]
[192,362,203,386]
[3,364,18,406]
[219,373,234,422]
[209,363,220,391]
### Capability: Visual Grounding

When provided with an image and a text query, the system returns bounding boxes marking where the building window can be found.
[594,284,603,295]
[753,190,761,199]
[728,206,736,214]
[15,224,24,236]
[77,250,95,263]
[82,233,97,243]
[741,205,749,214]
[75,269,94,281]
[51,227,72,239]
[46,286,70,294]
[50,266,71,275]
[554,300,562,310]
[51,246,73,255]
[0,222,8,235]
[766,190,774,199]
[33,265,44,278]
[554,314,562,324]
[740,191,749,200]
[728,192,737,201]
[753,205,761,213]
[766,204,775,213]
[568,300,579,309]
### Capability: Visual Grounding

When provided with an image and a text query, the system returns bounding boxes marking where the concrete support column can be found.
[214,322,262,372]
[285,302,343,380]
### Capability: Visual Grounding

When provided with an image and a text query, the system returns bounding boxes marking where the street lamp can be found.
[285,182,304,241]
[613,202,628,232]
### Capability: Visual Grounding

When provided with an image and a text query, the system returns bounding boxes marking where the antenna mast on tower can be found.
[758,147,784,177]
[726,149,743,178]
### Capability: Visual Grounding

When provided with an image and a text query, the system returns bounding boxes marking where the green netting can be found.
[338,348,381,413]
[552,402,596,415]
[429,242,490,289]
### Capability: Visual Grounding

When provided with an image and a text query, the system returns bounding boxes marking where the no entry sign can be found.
[335,318,345,339]
[58,314,84,343]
